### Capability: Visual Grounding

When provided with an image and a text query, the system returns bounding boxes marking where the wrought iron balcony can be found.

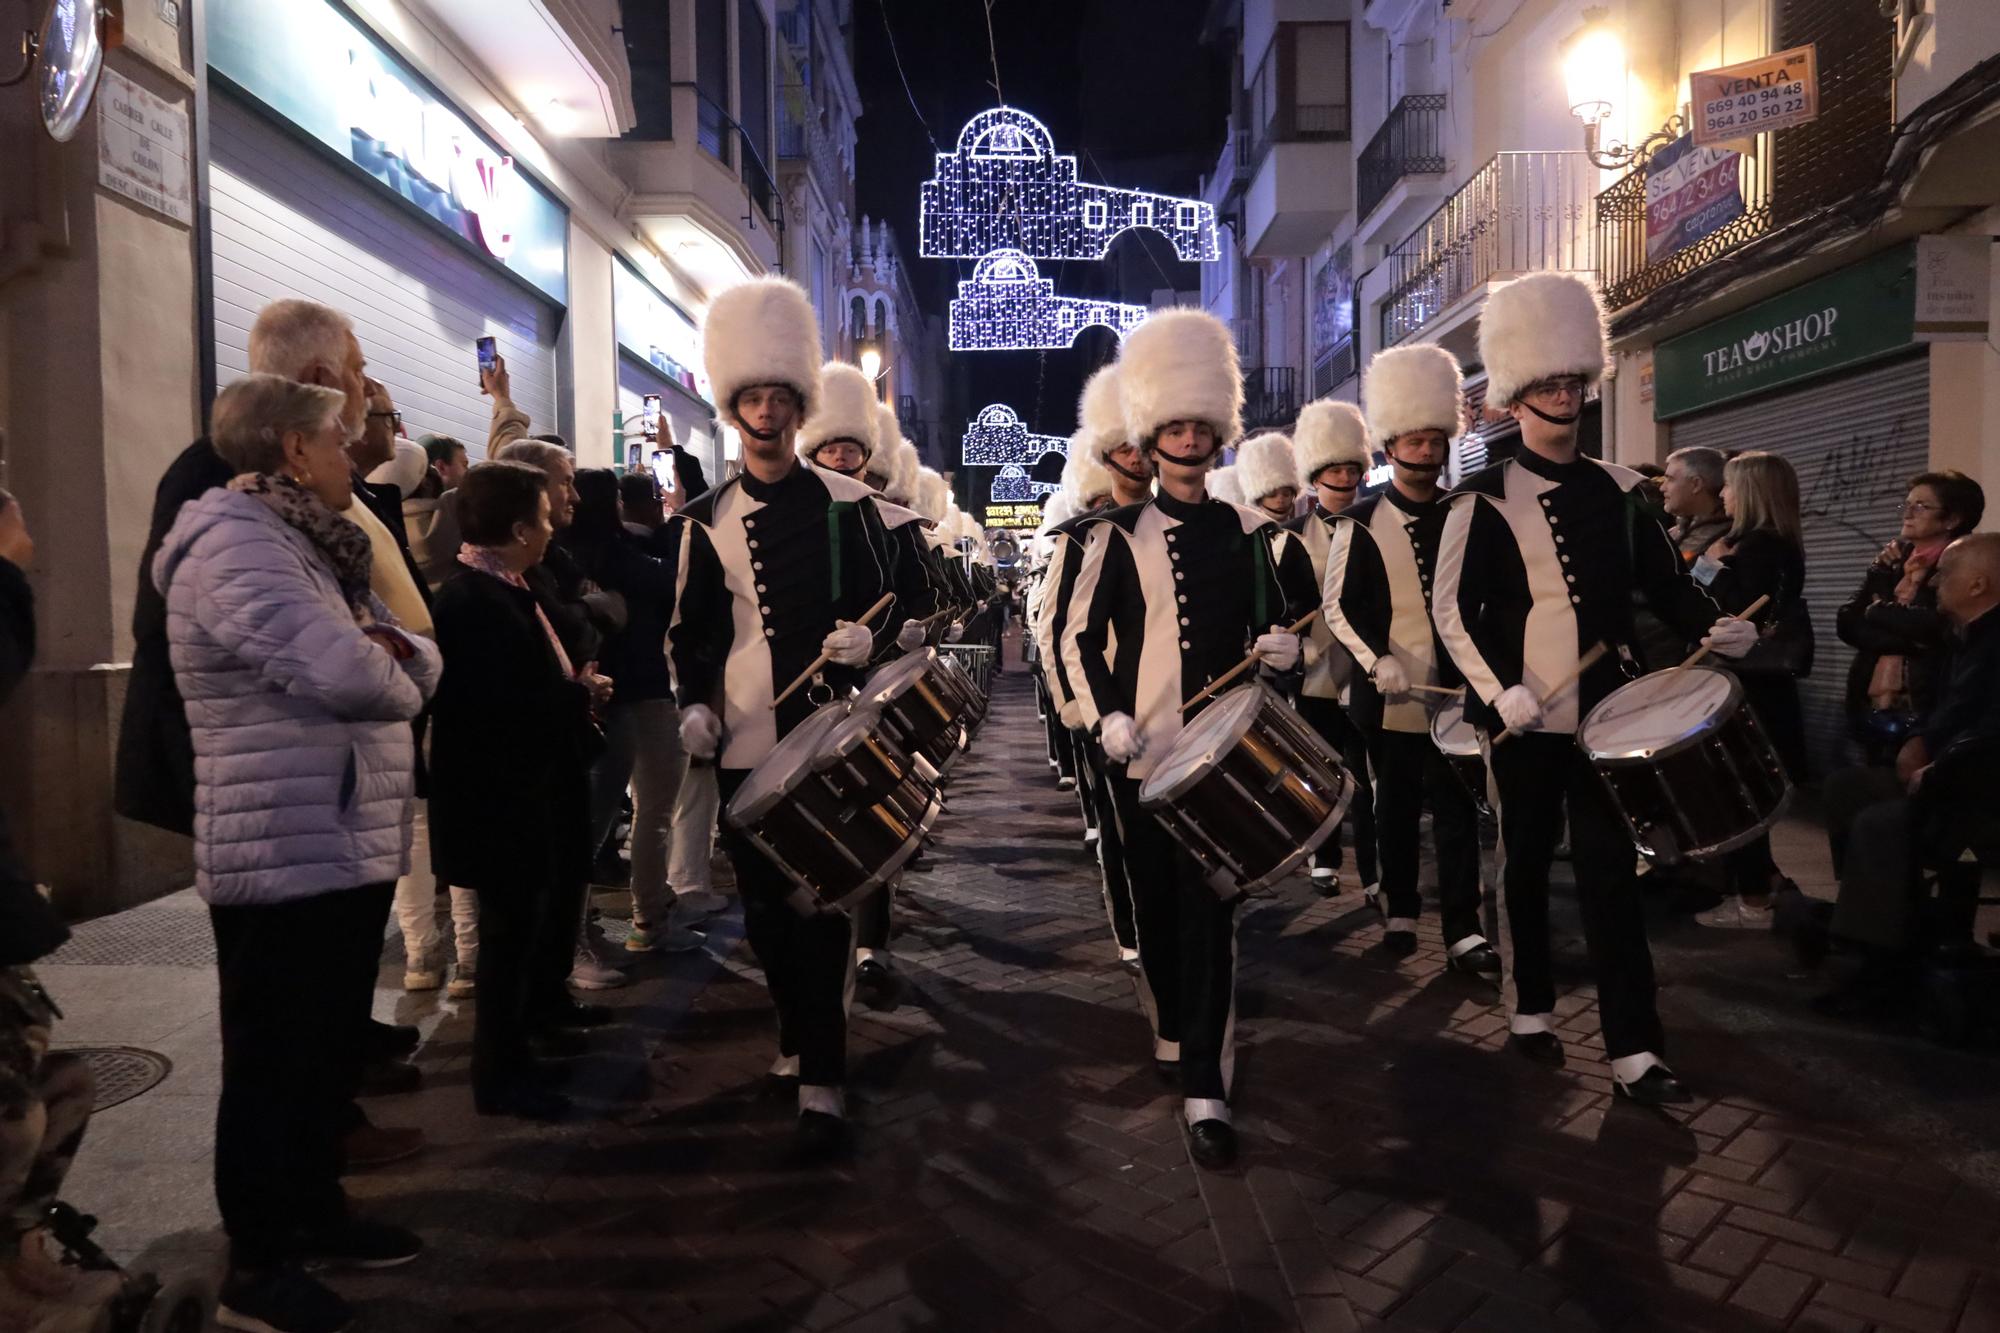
[684,84,783,233]
[1242,367,1299,431]
[1378,151,1595,349]
[1357,94,1447,222]
[1312,335,1356,399]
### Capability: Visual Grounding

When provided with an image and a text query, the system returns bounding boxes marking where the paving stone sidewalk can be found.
[42,640,2000,1332]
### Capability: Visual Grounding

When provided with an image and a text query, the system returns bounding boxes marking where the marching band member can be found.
[668,278,927,1158]
[1286,401,1379,897]
[1064,310,1319,1168]
[1431,274,1737,1106]
[1028,494,1075,780]
[1323,346,1496,976]
[1235,432,1303,526]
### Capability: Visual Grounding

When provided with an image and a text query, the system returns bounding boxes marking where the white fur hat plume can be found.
[1063,440,1114,509]
[796,362,877,464]
[1366,345,1464,443]
[915,467,950,523]
[1040,491,1074,533]
[863,403,902,484]
[1119,308,1243,447]
[1076,364,1128,464]
[701,276,822,423]
[1293,399,1371,485]
[1234,432,1299,504]
[1208,465,1245,506]
[884,437,921,505]
[1477,272,1609,407]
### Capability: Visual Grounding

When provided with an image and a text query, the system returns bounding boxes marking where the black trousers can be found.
[1367,727,1483,946]
[1824,765,1921,952]
[855,872,891,954]
[471,879,565,1098]
[1051,709,1077,781]
[1073,723,1100,832]
[1488,732,1664,1061]
[1077,734,1135,951]
[1110,772,1238,1112]
[720,769,856,1090]
[210,883,391,1271]
[1295,695,1377,887]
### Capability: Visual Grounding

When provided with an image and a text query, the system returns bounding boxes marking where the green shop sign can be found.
[1653,244,1915,420]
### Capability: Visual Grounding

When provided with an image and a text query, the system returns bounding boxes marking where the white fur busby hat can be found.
[883,437,921,505]
[1477,272,1609,407]
[1293,399,1371,486]
[1119,309,1243,448]
[915,467,951,524]
[701,276,822,424]
[1040,491,1075,533]
[863,402,902,485]
[796,362,877,465]
[1063,439,1115,509]
[1208,465,1245,506]
[1366,345,1465,444]
[1076,364,1128,465]
[1234,432,1299,504]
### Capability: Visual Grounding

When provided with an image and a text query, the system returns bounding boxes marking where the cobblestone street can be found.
[48,645,2000,1332]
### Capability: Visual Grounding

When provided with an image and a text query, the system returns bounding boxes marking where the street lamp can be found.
[859,345,882,380]
[1563,8,1683,171]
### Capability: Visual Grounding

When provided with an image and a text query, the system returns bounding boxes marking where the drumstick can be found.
[1180,610,1321,713]
[1407,683,1464,698]
[1491,641,1609,748]
[771,592,896,708]
[1678,593,1771,670]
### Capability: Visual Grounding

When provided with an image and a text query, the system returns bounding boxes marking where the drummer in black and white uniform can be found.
[1430,274,1736,1106]
[668,279,928,1158]
[1063,310,1318,1168]
[1034,367,1142,965]
[1322,346,1496,976]
[1284,402,1379,897]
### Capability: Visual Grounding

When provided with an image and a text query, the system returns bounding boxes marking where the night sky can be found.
[849,0,1227,510]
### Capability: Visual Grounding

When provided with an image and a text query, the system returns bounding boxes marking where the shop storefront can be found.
[1654,244,1926,778]
[203,0,570,455]
[611,257,720,490]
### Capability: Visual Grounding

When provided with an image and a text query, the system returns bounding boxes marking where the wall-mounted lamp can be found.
[1563,7,1683,171]
[858,341,884,382]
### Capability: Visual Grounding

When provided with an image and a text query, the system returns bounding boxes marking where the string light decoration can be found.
[919,108,1219,263]
[949,249,1148,352]
[960,403,1070,467]
[990,465,1062,503]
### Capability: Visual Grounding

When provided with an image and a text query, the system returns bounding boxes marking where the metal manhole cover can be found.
[60,1047,173,1112]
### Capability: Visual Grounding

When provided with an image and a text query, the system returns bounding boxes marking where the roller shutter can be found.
[617,357,720,492]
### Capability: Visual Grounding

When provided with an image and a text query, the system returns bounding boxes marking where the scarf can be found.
[1867,538,1951,710]
[457,545,576,680]
[228,472,375,623]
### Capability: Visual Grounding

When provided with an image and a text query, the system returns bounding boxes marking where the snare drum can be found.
[1428,695,1493,819]
[726,701,942,915]
[1139,683,1354,898]
[862,649,970,778]
[1576,666,1791,865]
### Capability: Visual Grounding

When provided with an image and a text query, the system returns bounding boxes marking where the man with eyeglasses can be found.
[345,376,431,637]
[1432,274,1736,1107]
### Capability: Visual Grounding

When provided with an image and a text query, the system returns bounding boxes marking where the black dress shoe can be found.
[363,1019,420,1059]
[1383,929,1418,958]
[358,1058,421,1097]
[762,1072,800,1101]
[1448,943,1502,981]
[1153,1058,1181,1087]
[1508,1031,1566,1067]
[855,958,903,1012]
[1187,1119,1237,1169]
[538,999,614,1029]
[791,1110,850,1163]
[475,1083,571,1122]
[1614,1066,1693,1106]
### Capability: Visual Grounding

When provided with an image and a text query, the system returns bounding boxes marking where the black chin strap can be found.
[1107,457,1152,485]
[741,424,784,443]
[1397,459,1445,474]
[1520,401,1581,427]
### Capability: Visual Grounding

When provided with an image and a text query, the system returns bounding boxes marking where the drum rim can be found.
[1138,681,1272,805]
[726,700,854,825]
[862,647,938,700]
[1578,665,1745,762]
[1429,695,1479,757]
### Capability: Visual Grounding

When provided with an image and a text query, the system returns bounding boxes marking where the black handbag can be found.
[1737,595,1815,677]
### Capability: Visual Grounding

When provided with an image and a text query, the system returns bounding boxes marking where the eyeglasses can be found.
[1899,500,1942,516]
[368,409,402,429]
[1524,376,1587,401]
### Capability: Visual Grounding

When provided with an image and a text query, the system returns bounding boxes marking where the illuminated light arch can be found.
[919,107,1219,263]
[949,249,1148,352]
[959,402,1071,467]
[990,464,1062,503]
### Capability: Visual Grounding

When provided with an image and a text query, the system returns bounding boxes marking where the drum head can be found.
[1430,696,1480,757]
[817,702,886,768]
[1139,684,1265,805]
[728,701,851,823]
[862,649,933,702]
[1578,667,1739,760]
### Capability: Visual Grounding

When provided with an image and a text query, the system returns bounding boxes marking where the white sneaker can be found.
[625,923,705,954]
[446,966,476,999]
[676,889,729,916]
[570,940,630,990]
[1084,827,1100,847]
[1695,896,1773,929]
[403,953,443,992]
[1057,776,1076,791]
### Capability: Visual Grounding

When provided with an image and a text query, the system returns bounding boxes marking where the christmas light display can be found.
[990,465,1062,503]
[959,403,1070,467]
[919,107,1219,263]
[949,249,1148,352]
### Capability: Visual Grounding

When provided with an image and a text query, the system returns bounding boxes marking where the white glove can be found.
[1703,616,1759,660]
[1495,684,1542,733]
[896,618,927,652]
[1254,628,1301,673]
[822,620,873,667]
[1370,656,1410,698]
[1100,711,1144,764]
[679,704,721,760]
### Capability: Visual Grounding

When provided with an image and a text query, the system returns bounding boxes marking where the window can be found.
[738,0,771,169]
[695,0,730,164]
[619,2,671,140]
[1249,22,1350,158]
[1084,199,1108,229]
[1176,203,1198,230]
[1131,200,1153,227]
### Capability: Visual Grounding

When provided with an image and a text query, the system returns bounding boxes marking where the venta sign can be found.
[1653,245,1915,419]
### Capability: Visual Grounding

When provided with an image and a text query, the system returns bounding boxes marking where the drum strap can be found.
[1251,532,1273,631]
[826,501,851,604]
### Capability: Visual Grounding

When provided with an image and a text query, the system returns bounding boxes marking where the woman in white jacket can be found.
[153,373,441,1333]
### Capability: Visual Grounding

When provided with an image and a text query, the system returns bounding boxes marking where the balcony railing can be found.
[680,83,783,234]
[1243,367,1299,431]
[1379,151,1595,348]
[1312,335,1356,399]
[778,96,849,205]
[1357,94,1447,222]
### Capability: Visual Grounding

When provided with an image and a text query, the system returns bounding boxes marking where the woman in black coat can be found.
[428,462,610,1121]
[1691,452,1810,929]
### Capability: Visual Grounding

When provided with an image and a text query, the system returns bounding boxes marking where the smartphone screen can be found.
[642,394,662,443]
[475,336,497,375]
[650,449,677,494]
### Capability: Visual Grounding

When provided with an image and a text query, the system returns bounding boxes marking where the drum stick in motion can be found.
[1180,610,1322,713]
[1406,683,1464,698]
[771,592,896,708]
[1678,593,1771,670]
[1491,641,1609,748]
